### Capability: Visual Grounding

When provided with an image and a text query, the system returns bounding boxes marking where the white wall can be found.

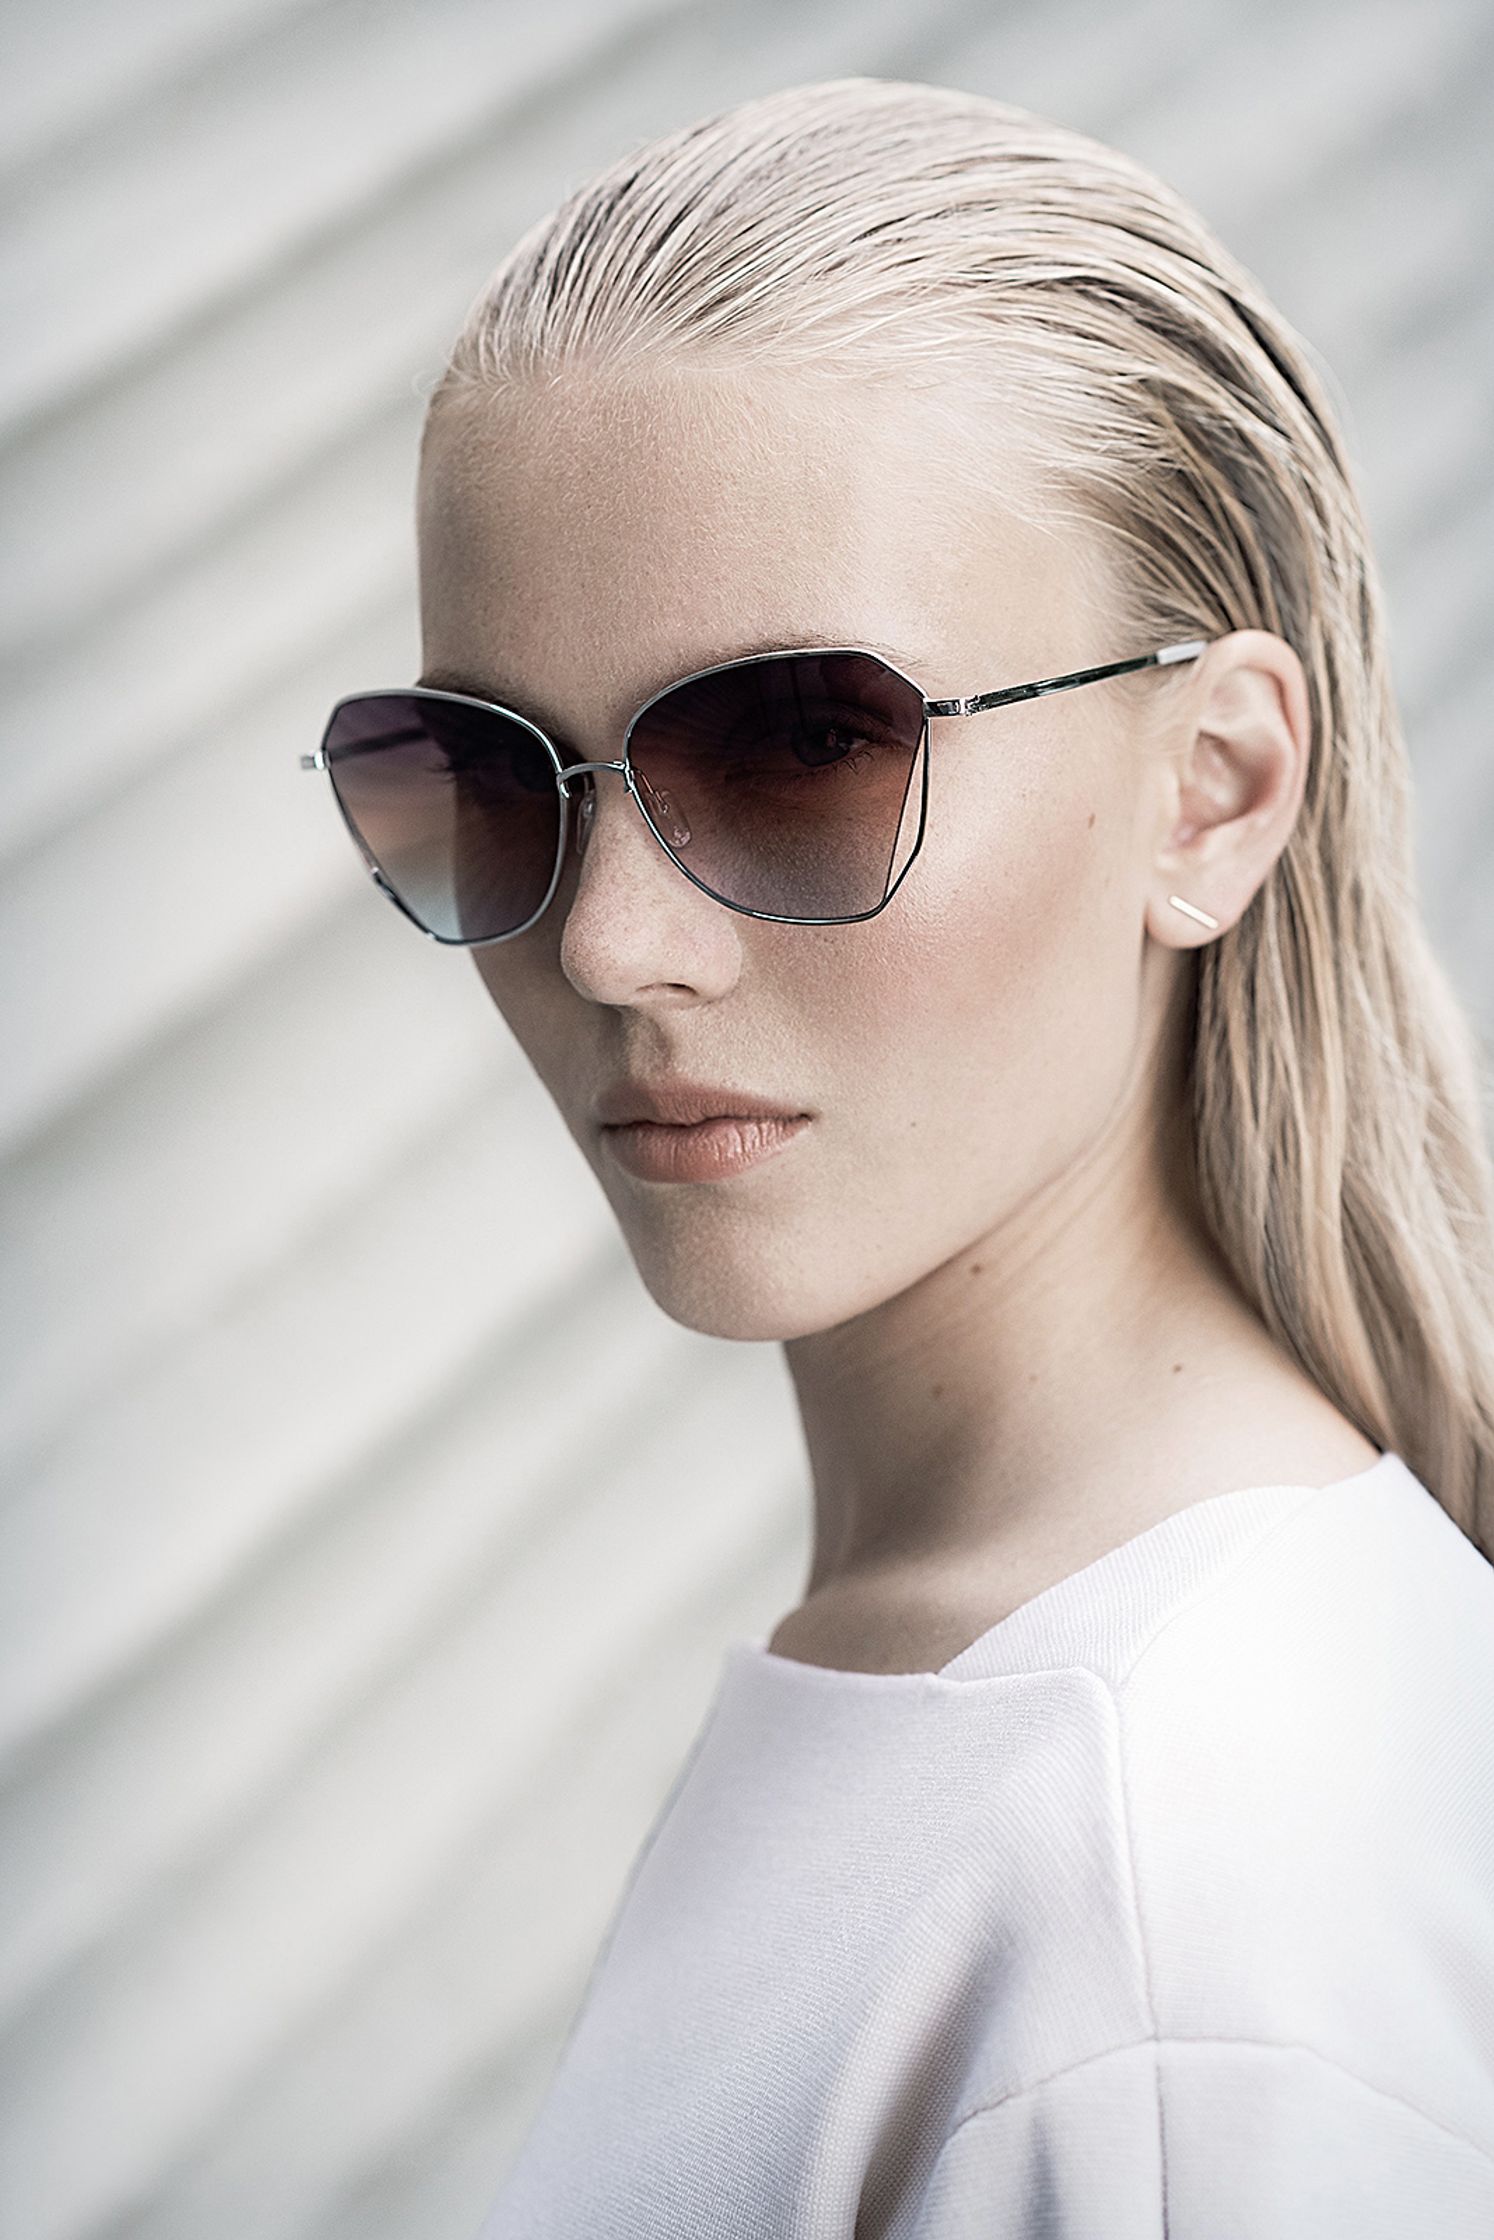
[2,0,1491,2232]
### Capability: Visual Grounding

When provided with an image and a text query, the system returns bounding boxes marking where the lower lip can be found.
[601,1113,810,1182]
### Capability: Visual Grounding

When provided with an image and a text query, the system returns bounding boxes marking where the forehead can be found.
[415,362,1077,723]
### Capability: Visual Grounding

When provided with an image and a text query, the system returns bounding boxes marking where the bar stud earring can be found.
[1168,894,1220,930]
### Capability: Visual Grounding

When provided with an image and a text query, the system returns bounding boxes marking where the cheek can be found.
[810,735,1142,1186]
[469,941,578,1091]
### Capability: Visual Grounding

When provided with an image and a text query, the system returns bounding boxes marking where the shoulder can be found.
[947,1464,1494,2160]
[1102,1459,1494,2147]
[1112,1453,1494,1852]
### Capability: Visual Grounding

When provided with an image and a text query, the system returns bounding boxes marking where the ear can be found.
[1144,628,1311,948]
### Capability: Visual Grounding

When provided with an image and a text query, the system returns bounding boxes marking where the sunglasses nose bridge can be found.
[554,756,659,867]
[555,758,628,786]
[560,748,705,901]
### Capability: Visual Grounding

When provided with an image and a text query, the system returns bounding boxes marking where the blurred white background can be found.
[1,1,1491,2233]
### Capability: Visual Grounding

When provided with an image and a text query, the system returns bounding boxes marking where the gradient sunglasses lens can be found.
[625,649,927,920]
[321,690,563,943]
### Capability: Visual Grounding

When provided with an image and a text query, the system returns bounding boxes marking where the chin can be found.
[617,1214,872,1343]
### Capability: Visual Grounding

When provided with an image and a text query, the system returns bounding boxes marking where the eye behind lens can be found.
[323,689,565,944]
[621,649,926,920]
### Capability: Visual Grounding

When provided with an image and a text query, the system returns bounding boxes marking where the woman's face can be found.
[416,362,1183,1342]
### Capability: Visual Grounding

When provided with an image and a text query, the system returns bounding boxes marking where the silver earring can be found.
[1168,894,1219,930]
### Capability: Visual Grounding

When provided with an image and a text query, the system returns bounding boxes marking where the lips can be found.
[601,1112,811,1183]
[594,1078,810,1128]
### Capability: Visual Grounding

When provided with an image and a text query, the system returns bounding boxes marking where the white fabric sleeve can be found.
[911,2037,1494,2239]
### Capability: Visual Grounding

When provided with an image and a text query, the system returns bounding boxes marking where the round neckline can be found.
[730,1449,1402,1685]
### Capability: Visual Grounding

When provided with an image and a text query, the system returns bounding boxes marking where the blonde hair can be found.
[424,76,1494,1560]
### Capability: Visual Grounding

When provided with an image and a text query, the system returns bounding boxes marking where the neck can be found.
[781,1070,1363,1614]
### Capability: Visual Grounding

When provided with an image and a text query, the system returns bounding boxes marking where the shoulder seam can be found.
[1097,1487,1406,2222]
[1091,1482,1446,2230]
[940,2034,1494,2169]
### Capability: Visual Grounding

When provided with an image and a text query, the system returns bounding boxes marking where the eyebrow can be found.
[415,666,559,732]
[415,635,939,730]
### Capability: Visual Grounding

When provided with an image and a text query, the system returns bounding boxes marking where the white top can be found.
[475,1450,1494,2237]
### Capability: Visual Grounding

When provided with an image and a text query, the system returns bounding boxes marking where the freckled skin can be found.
[417,359,1379,1667]
[421,368,1157,1333]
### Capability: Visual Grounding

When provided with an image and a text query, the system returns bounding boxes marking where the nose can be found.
[550,746,740,1007]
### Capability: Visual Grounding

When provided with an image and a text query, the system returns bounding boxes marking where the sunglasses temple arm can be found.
[927,640,1209,719]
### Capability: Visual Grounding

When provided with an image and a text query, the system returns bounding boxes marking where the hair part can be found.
[424,74,1494,1559]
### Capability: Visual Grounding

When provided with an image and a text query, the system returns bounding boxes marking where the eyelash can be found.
[776,739,878,784]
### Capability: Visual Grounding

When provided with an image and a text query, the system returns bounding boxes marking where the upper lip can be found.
[595,1078,811,1127]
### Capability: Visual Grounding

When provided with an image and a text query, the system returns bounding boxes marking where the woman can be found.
[307,76,1494,2237]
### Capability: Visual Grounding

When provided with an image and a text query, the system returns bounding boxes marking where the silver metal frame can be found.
[300,637,1212,945]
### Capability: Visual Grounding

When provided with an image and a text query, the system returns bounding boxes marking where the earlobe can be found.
[1145,883,1226,949]
[1167,894,1220,932]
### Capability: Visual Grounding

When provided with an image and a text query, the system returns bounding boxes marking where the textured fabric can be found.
[474,1451,1494,2237]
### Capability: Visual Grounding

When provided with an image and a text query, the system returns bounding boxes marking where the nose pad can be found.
[570,766,693,866]
[633,768,692,851]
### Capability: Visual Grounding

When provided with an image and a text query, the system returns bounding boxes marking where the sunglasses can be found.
[301,638,1209,945]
